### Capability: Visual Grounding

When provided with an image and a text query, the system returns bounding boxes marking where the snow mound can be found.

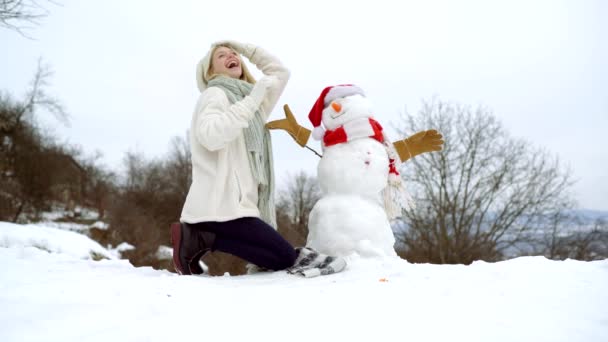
[0,221,115,260]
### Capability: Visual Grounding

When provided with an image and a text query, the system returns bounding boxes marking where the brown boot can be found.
[170,222,216,275]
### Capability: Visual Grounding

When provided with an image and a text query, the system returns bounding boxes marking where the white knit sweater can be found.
[180,46,290,224]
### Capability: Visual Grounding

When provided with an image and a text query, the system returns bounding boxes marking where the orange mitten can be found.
[265,104,311,147]
[393,129,444,162]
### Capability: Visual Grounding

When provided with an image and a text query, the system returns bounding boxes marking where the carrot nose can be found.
[331,102,342,112]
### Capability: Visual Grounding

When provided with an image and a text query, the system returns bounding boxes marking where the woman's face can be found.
[210,46,243,79]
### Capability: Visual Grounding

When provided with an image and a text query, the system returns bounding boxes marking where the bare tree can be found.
[0,0,57,37]
[106,151,170,268]
[0,58,67,130]
[276,171,321,247]
[165,134,191,201]
[78,151,116,219]
[103,137,208,271]
[394,98,574,264]
[539,217,608,261]
[540,211,572,260]
[0,59,67,221]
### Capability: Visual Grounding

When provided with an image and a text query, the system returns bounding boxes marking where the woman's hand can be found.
[213,40,257,60]
[249,76,277,107]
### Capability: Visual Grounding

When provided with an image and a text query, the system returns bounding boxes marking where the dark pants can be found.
[188,217,297,271]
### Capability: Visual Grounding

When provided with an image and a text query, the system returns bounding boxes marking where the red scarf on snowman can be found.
[308,84,413,219]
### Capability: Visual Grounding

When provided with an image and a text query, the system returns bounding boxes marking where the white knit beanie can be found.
[196,44,256,92]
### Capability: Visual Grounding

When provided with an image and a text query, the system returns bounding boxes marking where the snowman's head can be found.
[309,84,370,140]
[322,94,374,131]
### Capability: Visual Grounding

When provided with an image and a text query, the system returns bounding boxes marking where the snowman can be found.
[304,85,409,257]
[266,85,443,258]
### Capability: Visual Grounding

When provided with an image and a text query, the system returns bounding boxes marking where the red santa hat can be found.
[308,84,365,140]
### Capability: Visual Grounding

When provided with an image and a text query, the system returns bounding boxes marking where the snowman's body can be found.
[307,93,397,258]
[317,139,388,198]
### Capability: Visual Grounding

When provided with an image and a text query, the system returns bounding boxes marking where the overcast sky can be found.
[1,0,606,210]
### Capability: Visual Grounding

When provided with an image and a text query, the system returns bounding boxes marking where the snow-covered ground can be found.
[0,222,114,260]
[1,222,607,342]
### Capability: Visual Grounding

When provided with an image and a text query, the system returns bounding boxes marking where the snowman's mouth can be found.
[331,110,347,119]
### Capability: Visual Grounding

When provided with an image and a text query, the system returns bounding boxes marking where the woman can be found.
[171,40,297,275]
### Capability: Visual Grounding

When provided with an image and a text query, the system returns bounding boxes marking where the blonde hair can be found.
[205,44,256,85]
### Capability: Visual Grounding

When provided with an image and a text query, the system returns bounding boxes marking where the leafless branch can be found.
[0,0,59,38]
[21,57,69,126]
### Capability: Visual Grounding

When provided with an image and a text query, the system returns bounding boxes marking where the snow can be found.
[38,220,92,232]
[35,208,106,232]
[1,222,607,342]
[0,221,114,260]
[317,138,389,196]
[39,210,67,222]
[155,245,173,260]
[91,220,109,230]
[39,206,100,222]
[308,194,396,257]
[107,242,136,259]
